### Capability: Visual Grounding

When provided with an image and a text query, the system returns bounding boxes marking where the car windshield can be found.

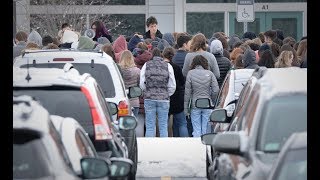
[13,130,51,178]
[257,94,307,152]
[13,88,94,136]
[275,148,307,180]
[20,63,115,98]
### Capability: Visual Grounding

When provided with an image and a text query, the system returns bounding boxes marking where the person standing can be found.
[172,34,191,69]
[91,20,113,43]
[143,16,163,40]
[13,31,28,59]
[118,50,141,117]
[184,55,219,137]
[140,48,176,137]
[162,47,189,137]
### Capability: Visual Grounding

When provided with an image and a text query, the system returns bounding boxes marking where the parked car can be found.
[13,66,138,179]
[50,115,134,179]
[13,49,141,178]
[267,132,307,180]
[13,95,111,179]
[200,67,307,180]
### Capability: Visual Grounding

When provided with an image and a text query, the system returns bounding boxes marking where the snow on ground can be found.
[136,137,206,178]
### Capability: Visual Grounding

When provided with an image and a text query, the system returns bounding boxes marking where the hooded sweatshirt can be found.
[77,36,96,50]
[133,48,153,69]
[128,35,142,52]
[62,30,79,44]
[113,35,128,63]
[243,48,259,69]
[210,39,232,88]
[228,35,241,52]
[157,39,171,52]
[162,33,175,47]
[27,30,42,47]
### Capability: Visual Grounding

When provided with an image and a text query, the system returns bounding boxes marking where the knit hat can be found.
[62,30,79,43]
[27,30,42,47]
[210,39,223,55]
[77,36,95,50]
[157,39,171,52]
[162,33,175,47]
[228,36,241,51]
[97,37,110,45]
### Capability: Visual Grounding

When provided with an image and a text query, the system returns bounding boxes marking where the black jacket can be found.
[143,30,163,40]
[214,54,232,88]
[169,61,185,114]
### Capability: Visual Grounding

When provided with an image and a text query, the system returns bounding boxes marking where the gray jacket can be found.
[184,66,219,112]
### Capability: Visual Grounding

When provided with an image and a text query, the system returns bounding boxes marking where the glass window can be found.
[272,18,297,40]
[13,130,51,178]
[31,0,145,5]
[187,12,224,38]
[13,88,95,136]
[233,17,260,38]
[257,94,307,152]
[77,129,97,157]
[276,148,307,180]
[91,14,146,37]
[215,73,230,108]
[20,63,116,98]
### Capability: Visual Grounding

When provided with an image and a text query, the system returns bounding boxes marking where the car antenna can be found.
[25,58,32,82]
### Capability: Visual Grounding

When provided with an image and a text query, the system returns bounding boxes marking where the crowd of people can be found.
[13,16,307,138]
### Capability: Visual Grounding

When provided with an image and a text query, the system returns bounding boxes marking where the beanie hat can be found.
[77,36,95,50]
[27,30,42,47]
[210,39,223,55]
[163,33,175,47]
[62,30,79,43]
[97,37,110,45]
[228,36,241,51]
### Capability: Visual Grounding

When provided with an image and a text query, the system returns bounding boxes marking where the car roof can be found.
[233,68,254,81]
[13,66,90,87]
[287,131,307,150]
[257,67,307,96]
[13,95,51,133]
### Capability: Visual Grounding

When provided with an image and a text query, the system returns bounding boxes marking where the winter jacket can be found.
[182,51,220,79]
[27,30,42,47]
[168,61,185,114]
[77,36,96,50]
[210,39,232,88]
[128,35,142,52]
[93,34,113,44]
[243,48,259,69]
[113,35,128,63]
[140,56,176,100]
[143,29,163,40]
[13,41,27,59]
[163,33,175,47]
[134,49,153,69]
[172,50,188,69]
[184,66,219,112]
[121,67,141,107]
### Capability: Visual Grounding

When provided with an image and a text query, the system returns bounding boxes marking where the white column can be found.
[174,0,185,33]
[147,0,174,33]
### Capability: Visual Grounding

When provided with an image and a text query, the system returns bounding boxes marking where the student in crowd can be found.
[91,20,113,43]
[143,16,163,40]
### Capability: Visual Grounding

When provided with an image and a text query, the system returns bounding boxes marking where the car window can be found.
[13,130,51,178]
[76,129,97,157]
[257,94,307,152]
[94,82,114,125]
[13,87,94,136]
[242,85,260,133]
[75,129,92,157]
[275,148,307,180]
[20,63,116,98]
[215,73,230,108]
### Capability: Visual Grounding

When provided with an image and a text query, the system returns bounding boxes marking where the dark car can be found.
[201,67,307,180]
[13,66,138,179]
[14,50,141,179]
[13,95,111,179]
[267,132,307,180]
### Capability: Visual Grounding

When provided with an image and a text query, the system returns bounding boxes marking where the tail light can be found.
[118,100,129,117]
[81,86,112,140]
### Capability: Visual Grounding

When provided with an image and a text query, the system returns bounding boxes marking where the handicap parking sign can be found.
[237,0,255,22]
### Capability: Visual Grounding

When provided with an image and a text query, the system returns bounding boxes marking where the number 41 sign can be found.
[237,0,255,22]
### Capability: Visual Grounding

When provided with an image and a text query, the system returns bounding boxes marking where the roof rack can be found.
[22,48,104,57]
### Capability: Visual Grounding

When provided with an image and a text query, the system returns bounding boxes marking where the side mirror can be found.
[80,157,109,179]
[108,102,118,115]
[201,133,217,145]
[210,108,230,123]
[128,86,142,98]
[195,98,214,109]
[212,131,248,156]
[109,157,133,178]
[118,115,137,130]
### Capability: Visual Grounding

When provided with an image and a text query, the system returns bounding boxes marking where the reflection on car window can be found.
[216,73,230,108]
[276,148,307,180]
[258,94,307,152]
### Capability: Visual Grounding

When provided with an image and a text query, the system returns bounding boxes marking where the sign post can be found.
[237,0,254,33]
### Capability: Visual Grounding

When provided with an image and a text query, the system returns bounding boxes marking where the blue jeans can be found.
[144,99,170,137]
[172,111,189,137]
[132,107,139,118]
[191,108,212,137]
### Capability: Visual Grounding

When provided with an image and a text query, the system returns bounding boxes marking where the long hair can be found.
[190,33,207,52]
[162,47,175,61]
[258,49,275,68]
[119,50,136,69]
[190,55,209,70]
[275,50,293,68]
[91,20,110,38]
[101,44,116,61]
